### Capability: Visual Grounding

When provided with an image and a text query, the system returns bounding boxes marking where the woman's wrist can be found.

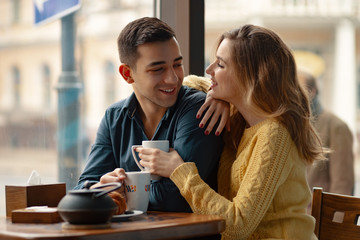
[170,162,197,183]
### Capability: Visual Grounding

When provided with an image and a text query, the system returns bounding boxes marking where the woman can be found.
[137,25,324,240]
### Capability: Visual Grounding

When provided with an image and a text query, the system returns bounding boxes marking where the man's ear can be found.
[119,64,134,84]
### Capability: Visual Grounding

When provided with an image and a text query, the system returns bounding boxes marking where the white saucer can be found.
[112,210,144,221]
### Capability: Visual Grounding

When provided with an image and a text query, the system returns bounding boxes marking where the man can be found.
[75,17,223,212]
[298,70,354,196]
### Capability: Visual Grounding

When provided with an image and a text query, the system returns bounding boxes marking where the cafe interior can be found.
[1,0,360,239]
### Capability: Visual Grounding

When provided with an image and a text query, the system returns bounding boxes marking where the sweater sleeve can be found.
[170,123,295,240]
[182,75,211,93]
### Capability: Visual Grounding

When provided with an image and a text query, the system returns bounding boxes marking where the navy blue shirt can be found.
[75,86,223,212]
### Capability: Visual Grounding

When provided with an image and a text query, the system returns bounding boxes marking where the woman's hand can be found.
[197,90,231,136]
[136,148,184,178]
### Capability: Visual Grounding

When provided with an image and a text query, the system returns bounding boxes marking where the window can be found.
[0,0,154,218]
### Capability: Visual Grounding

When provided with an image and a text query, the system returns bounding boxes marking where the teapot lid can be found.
[68,181,122,198]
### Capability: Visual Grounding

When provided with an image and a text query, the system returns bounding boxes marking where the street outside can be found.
[1,147,360,217]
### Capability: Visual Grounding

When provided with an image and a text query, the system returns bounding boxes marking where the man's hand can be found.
[99,168,127,185]
[90,168,127,200]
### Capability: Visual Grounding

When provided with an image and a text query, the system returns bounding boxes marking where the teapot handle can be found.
[84,181,122,198]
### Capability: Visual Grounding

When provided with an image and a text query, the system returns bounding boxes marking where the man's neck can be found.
[137,103,168,139]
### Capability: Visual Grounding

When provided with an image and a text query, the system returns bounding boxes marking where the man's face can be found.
[130,37,184,111]
[298,72,316,101]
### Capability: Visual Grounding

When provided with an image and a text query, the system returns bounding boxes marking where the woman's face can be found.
[205,38,241,105]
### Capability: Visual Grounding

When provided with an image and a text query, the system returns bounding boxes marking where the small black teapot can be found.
[57,181,122,224]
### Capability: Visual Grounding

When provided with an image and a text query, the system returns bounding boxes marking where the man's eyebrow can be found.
[146,56,183,68]
[174,56,183,62]
[147,61,166,67]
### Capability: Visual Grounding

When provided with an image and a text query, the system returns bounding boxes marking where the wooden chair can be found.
[311,187,360,240]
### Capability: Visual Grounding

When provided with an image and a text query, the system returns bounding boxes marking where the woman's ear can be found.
[119,64,134,84]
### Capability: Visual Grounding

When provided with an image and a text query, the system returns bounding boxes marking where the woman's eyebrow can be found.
[216,56,227,63]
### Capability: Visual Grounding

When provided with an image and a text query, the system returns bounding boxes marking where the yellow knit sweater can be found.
[170,118,317,240]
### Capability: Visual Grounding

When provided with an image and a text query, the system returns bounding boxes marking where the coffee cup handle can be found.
[131,145,145,171]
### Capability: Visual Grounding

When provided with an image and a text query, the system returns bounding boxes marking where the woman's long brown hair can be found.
[220,25,324,164]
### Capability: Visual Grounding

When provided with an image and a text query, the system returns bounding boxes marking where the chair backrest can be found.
[311,187,360,240]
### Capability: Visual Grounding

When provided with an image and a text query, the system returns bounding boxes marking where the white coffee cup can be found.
[124,171,151,212]
[131,140,169,180]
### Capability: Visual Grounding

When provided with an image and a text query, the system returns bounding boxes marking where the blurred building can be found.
[0,0,360,151]
[0,0,151,150]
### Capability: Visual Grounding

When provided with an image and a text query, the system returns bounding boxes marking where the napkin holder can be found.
[11,207,62,223]
[5,183,66,217]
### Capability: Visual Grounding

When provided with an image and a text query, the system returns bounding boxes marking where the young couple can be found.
[76,17,323,239]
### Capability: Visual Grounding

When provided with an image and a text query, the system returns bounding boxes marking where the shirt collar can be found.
[124,86,186,120]
[124,93,138,119]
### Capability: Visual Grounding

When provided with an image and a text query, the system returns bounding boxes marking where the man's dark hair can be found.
[298,70,319,96]
[117,17,176,68]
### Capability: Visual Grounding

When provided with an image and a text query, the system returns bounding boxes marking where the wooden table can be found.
[0,211,225,240]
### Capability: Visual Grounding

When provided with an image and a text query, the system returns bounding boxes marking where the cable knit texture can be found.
[170,119,317,240]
